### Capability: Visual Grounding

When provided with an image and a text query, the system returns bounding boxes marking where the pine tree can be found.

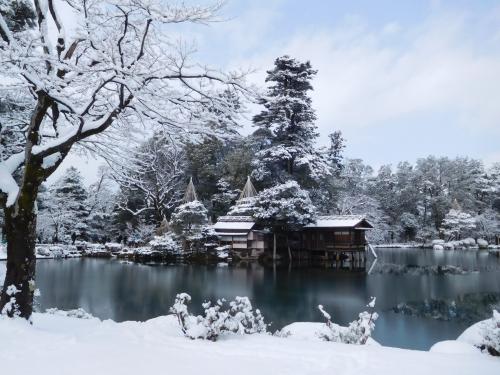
[170,179,209,251]
[0,0,35,33]
[253,181,316,259]
[327,131,346,174]
[42,167,90,242]
[252,55,329,187]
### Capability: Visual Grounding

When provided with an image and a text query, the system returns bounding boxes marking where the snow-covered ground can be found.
[0,313,497,375]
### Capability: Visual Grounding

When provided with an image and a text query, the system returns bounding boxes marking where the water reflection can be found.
[33,248,500,350]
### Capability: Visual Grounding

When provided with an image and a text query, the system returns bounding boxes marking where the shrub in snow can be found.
[1,285,20,317]
[105,242,123,252]
[433,244,444,250]
[317,298,378,345]
[149,233,181,254]
[477,310,500,356]
[477,239,489,249]
[46,308,95,320]
[170,293,267,341]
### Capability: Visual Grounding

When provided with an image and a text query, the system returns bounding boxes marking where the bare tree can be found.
[0,0,247,318]
[112,134,186,225]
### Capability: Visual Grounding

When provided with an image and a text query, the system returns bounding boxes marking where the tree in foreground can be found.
[0,0,246,318]
[252,181,316,259]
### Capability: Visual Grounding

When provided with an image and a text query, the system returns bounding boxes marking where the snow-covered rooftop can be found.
[217,216,254,222]
[305,215,373,229]
[213,221,255,231]
[213,216,255,232]
[215,232,251,236]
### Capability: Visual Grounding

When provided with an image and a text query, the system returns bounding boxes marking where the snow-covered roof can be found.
[305,215,373,229]
[217,216,254,222]
[216,232,250,236]
[213,221,255,231]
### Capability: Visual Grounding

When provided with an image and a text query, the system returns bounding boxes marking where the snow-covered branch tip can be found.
[317,298,378,345]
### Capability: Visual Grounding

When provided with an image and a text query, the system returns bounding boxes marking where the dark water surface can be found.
[32,248,500,350]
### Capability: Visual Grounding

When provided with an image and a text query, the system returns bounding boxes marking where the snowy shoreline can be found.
[0,313,497,375]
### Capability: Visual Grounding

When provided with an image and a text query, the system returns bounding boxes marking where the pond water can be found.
[4,248,500,350]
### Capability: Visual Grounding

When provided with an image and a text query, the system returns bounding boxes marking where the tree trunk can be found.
[287,235,292,261]
[273,233,277,261]
[0,198,38,319]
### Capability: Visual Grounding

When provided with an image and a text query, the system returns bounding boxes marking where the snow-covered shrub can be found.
[477,310,500,356]
[169,293,267,341]
[149,233,181,254]
[46,308,95,320]
[477,239,489,249]
[317,298,378,345]
[1,285,20,317]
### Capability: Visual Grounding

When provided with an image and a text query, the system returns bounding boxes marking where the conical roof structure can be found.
[238,176,257,202]
[183,177,198,203]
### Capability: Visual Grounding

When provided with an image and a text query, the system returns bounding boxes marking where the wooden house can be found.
[212,216,269,258]
[300,215,373,253]
[212,177,374,261]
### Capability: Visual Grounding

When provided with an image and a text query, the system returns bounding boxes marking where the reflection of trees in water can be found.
[35,251,500,330]
[393,292,500,323]
[377,248,500,271]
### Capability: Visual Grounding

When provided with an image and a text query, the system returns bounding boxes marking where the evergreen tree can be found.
[252,55,329,187]
[253,181,316,259]
[170,179,209,251]
[327,131,346,174]
[0,0,35,33]
[42,167,90,242]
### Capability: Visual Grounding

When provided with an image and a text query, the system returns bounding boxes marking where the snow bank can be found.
[0,313,497,375]
[429,340,482,355]
[373,243,420,249]
[279,322,381,346]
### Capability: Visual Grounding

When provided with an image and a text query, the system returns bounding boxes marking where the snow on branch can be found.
[316,297,378,345]
[0,0,249,208]
[170,293,267,341]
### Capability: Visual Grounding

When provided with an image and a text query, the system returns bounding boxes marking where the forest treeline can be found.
[2,56,499,246]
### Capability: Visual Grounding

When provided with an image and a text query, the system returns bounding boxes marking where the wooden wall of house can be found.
[299,228,367,251]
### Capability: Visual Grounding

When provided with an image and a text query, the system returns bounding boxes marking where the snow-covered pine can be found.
[440,203,477,241]
[225,176,257,216]
[251,55,330,187]
[253,180,316,258]
[169,179,211,251]
[211,178,240,218]
[37,167,90,243]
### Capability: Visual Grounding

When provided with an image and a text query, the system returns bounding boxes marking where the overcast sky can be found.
[51,0,500,185]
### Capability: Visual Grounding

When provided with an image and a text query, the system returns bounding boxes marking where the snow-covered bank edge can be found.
[0,312,497,375]
[0,244,83,261]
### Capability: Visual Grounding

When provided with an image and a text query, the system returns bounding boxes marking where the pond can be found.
[3,248,500,350]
